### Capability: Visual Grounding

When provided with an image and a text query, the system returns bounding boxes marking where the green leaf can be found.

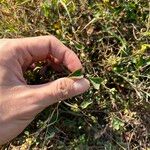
[69,69,83,79]
[80,100,92,109]
[89,77,103,90]
[112,117,124,130]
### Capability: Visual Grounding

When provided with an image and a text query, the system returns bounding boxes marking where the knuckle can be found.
[56,79,72,101]
[49,35,56,40]
[0,39,12,49]
[47,35,56,44]
[0,39,18,58]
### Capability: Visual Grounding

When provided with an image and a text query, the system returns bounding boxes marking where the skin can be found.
[0,36,90,145]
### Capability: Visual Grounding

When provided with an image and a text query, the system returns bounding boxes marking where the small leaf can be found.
[89,77,103,90]
[70,104,80,112]
[69,69,83,79]
[112,117,124,131]
[80,100,92,109]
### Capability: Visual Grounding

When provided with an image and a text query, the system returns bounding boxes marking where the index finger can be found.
[12,35,82,72]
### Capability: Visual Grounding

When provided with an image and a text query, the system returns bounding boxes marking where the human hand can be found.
[0,36,89,145]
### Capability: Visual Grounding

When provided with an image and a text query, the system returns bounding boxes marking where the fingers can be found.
[13,36,82,72]
[0,78,89,145]
[29,78,90,109]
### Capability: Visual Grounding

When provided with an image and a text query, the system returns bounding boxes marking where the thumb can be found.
[30,77,90,108]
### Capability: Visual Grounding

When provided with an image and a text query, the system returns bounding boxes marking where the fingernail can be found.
[73,78,90,94]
